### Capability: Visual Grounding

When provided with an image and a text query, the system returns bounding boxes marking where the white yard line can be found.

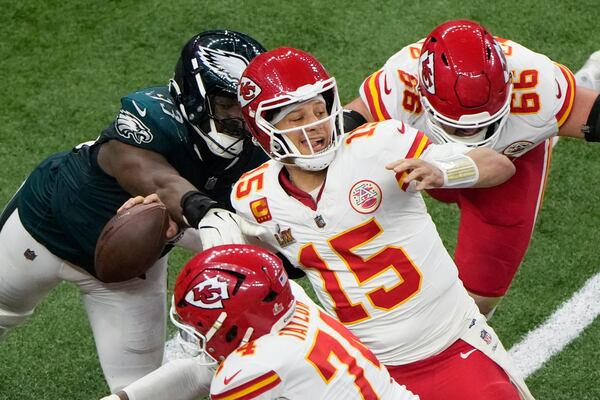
[508,272,600,378]
[165,272,600,376]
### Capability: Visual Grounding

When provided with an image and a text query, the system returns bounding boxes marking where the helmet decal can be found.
[115,110,154,144]
[238,76,262,107]
[419,50,436,94]
[493,41,511,83]
[197,47,249,86]
[185,276,230,309]
[273,302,285,316]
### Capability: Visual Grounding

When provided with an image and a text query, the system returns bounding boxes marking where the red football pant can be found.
[387,339,521,400]
[427,140,552,297]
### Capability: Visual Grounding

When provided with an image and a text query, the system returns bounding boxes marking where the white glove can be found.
[198,208,267,249]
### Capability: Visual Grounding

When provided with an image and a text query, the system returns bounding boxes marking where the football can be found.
[95,202,170,283]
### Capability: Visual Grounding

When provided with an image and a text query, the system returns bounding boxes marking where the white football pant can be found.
[0,209,167,391]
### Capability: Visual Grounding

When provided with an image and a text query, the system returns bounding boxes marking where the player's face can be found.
[274,100,332,156]
[441,125,486,137]
[209,94,247,138]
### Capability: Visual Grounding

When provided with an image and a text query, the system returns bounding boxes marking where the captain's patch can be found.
[349,180,382,214]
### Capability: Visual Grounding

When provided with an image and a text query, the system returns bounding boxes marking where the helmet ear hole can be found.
[225,326,238,343]
[262,290,277,303]
[441,53,449,66]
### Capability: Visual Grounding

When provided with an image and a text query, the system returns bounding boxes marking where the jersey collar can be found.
[278,168,325,211]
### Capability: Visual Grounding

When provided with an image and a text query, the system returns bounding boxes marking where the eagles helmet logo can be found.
[186,276,230,309]
[115,109,154,144]
[197,46,249,86]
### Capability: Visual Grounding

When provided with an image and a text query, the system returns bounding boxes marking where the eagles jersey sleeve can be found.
[99,86,190,158]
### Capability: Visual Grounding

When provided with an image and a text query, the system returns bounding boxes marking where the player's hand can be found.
[386,158,444,191]
[118,193,161,212]
[198,208,267,249]
[118,194,179,239]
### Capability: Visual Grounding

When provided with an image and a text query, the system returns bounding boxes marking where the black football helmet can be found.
[169,30,266,159]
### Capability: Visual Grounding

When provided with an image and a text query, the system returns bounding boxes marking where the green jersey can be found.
[15,86,268,276]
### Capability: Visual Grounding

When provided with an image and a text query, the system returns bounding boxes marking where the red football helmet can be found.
[170,244,296,363]
[238,47,344,171]
[418,20,512,147]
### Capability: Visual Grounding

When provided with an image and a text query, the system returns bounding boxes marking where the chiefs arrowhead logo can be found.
[186,276,230,309]
[238,76,261,107]
[419,50,435,94]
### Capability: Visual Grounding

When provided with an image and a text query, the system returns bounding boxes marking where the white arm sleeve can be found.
[420,142,470,162]
[122,358,214,400]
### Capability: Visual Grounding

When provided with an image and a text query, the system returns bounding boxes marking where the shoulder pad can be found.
[112,86,189,149]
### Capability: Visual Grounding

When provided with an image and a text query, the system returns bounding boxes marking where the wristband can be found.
[180,191,219,227]
[431,154,479,188]
[343,109,368,132]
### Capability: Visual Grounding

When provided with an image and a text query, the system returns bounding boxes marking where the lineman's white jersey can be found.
[210,281,418,400]
[359,37,576,157]
[231,120,480,366]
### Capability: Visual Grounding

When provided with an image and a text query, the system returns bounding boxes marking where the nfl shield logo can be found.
[480,329,493,345]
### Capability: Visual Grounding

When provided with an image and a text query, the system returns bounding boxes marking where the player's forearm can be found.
[102,358,213,400]
[466,148,516,187]
[344,97,375,122]
[98,140,211,226]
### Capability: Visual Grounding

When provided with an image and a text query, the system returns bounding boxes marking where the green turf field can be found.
[1,1,599,398]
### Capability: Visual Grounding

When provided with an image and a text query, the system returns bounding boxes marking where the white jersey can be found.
[231,120,480,365]
[210,281,417,400]
[359,37,576,157]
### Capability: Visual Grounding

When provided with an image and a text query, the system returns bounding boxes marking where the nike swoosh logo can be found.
[132,100,147,117]
[224,369,242,385]
[396,122,406,134]
[555,79,562,99]
[384,75,392,95]
[460,349,477,359]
